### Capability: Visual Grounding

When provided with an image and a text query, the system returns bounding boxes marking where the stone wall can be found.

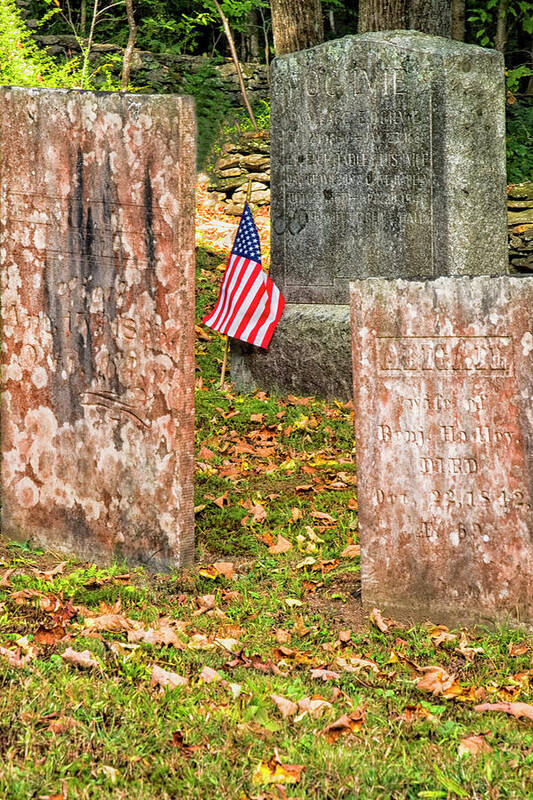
[508,182,533,272]
[209,131,270,215]
[32,34,269,106]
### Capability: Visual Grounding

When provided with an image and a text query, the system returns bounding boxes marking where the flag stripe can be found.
[202,201,285,349]
[226,269,265,337]
[203,254,245,329]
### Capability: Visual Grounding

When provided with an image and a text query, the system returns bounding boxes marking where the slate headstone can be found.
[351,276,533,626]
[0,87,196,570]
[232,31,508,398]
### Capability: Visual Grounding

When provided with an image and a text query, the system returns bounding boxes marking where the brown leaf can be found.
[34,625,67,646]
[198,445,215,461]
[61,647,98,669]
[310,510,337,524]
[46,716,81,735]
[252,754,304,785]
[0,645,31,669]
[370,608,392,633]
[297,695,332,719]
[268,535,292,554]
[270,694,298,719]
[198,561,235,580]
[474,701,533,721]
[416,666,461,697]
[310,668,341,681]
[199,665,223,683]
[31,562,67,581]
[508,642,530,657]
[347,498,358,511]
[128,619,185,648]
[171,730,203,756]
[0,568,15,587]
[320,709,365,743]
[150,665,188,689]
[458,734,493,756]
[275,628,292,644]
[340,544,360,558]
[82,613,133,633]
[241,499,267,524]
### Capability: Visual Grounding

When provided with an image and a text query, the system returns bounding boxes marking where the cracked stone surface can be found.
[1,87,196,570]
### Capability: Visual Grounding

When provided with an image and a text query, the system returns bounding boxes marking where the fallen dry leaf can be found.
[33,625,67,646]
[252,754,304,785]
[128,620,185,648]
[416,666,461,697]
[370,607,396,633]
[310,668,341,681]
[474,701,533,721]
[61,647,98,669]
[0,568,15,587]
[0,645,31,669]
[171,730,203,757]
[46,716,81,735]
[320,709,365,743]
[341,544,361,558]
[199,665,222,683]
[297,695,332,719]
[458,734,493,756]
[270,694,298,719]
[268,535,292,554]
[150,665,188,689]
[82,613,133,633]
[508,642,530,657]
[215,637,241,653]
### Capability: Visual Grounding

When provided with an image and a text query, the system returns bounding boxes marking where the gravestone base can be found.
[230,304,352,400]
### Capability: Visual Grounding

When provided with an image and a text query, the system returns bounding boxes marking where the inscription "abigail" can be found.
[377,336,513,375]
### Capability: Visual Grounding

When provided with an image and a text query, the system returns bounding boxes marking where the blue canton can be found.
[231,202,262,264]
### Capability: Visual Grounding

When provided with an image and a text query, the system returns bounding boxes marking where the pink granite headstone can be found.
[1,87,196,570]
[351,277,533,626]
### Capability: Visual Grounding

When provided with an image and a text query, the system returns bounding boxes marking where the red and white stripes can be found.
[203,253,284,349]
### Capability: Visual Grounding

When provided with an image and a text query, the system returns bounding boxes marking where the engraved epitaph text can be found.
[270,33,508,304]
[351,277,533,625]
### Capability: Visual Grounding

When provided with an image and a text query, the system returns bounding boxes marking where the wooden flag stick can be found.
[219,179,253,390]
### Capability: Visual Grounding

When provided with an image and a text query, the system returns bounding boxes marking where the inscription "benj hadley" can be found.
[377,336,513,375]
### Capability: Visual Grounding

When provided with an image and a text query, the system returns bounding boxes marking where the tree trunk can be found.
[247,9,260,60]
[271,0,324,56]
[494,0,508,52]
[121,0,137,90]
[357,0,452,38]
[451,0,465,40]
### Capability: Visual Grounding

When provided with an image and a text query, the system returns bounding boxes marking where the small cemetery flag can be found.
[203,202,285,348]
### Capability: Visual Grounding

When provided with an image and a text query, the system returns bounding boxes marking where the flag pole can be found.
[219,179,253,390]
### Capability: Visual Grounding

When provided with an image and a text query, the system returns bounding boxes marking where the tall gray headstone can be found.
[232,32,508,399]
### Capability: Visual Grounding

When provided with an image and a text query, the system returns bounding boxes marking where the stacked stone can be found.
[508,182,533,272]
[32,35,269,106]
[209,131,270,214]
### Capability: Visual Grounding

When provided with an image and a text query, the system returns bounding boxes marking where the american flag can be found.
[202,202,284,349]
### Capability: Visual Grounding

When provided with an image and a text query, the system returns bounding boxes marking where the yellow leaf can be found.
[252,755,304,785]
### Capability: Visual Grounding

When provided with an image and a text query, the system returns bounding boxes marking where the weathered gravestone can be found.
[351,276,533,626]
[232,31,508,399]
[0,87,196,570]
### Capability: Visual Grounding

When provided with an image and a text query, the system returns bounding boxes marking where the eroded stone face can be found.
[0,87,196,570]
[271,32,508,304]
[351,276,533,626]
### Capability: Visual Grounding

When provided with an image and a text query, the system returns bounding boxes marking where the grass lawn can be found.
[1,211,532,799]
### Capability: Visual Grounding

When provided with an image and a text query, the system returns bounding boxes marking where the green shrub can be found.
[181,60,233,168]
[0,0,117,89]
